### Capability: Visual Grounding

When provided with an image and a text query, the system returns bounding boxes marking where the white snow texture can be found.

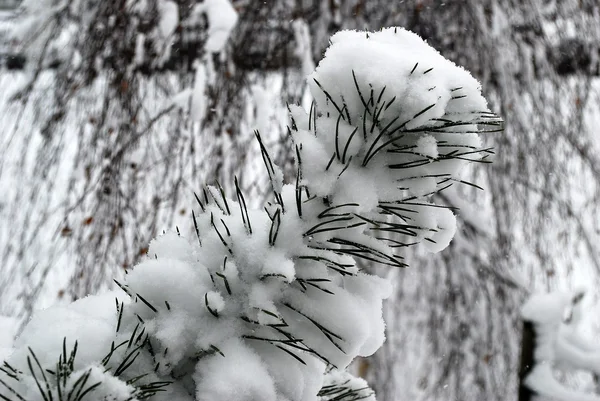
[0,28,494,400]
[522,290,600,401]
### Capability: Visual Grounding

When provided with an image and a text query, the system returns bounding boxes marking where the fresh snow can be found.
[191,0,238,53]
[522,290,600,401]
[0,316,17,362]
[1,27,496,400]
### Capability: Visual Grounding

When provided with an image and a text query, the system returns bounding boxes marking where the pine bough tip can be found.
[1,27,500,401]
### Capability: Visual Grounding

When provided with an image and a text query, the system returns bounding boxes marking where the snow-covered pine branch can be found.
[0,28,500,401]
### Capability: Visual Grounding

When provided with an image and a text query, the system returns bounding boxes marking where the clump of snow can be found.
[191,0,238,53]
[152,0,179,67]
[525,363,600,401]
[11,295,116,370]
[522,289,600,400]
[321,369,377,401]
[308,28,488,132]
[157,0,178,40]
[194,338,277,401]
[415,134,438,159]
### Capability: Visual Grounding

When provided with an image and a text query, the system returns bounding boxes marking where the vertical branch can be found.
[518,320,535,401]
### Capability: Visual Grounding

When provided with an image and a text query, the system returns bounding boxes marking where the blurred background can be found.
[0,0,599,399]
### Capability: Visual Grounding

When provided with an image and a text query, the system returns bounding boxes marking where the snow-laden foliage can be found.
[300,2,600,400]
[10,0,237,71]
[0,28,499,400]
[522,290,600,401]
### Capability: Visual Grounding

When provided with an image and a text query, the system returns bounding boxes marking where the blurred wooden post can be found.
[518,320,536,401]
